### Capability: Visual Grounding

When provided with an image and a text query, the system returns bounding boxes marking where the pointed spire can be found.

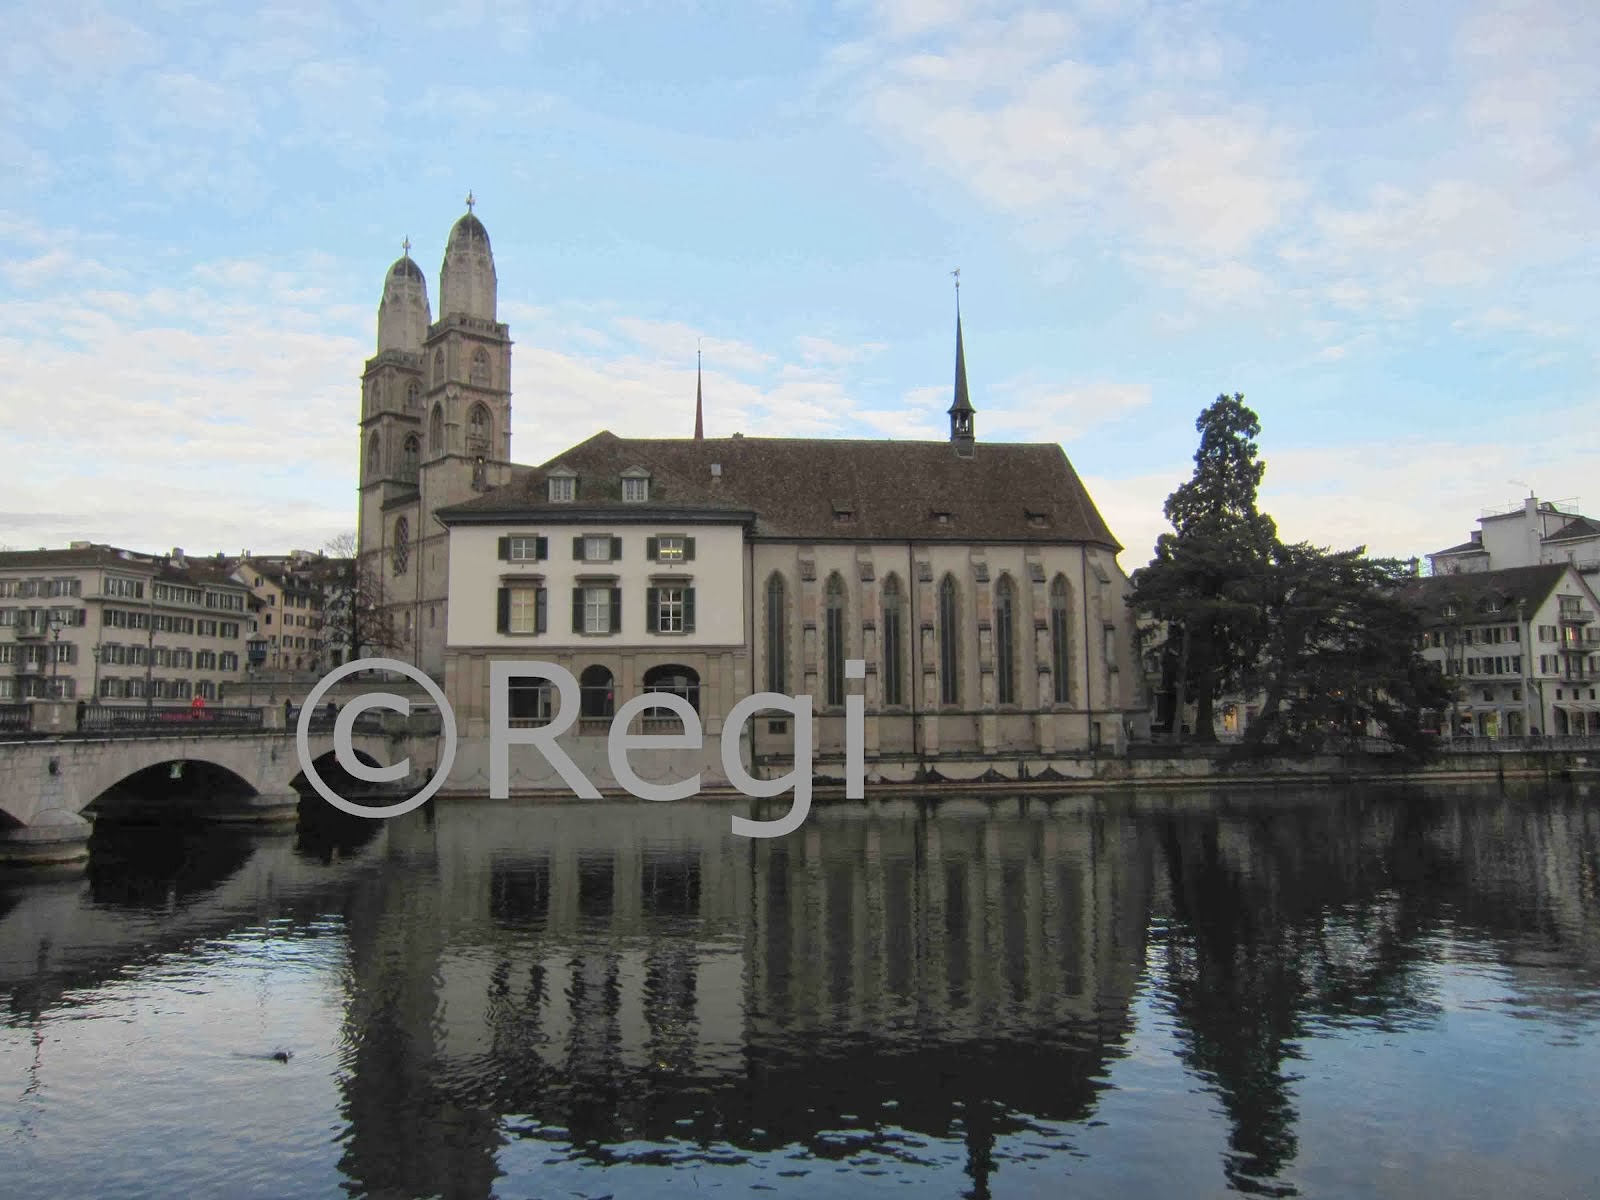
[694,345,705,440]
[947,270,974,454]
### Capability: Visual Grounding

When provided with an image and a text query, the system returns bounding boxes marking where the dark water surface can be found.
[2,785,1598,1199]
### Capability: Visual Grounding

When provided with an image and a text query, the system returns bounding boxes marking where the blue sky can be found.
[2,0,1596,567]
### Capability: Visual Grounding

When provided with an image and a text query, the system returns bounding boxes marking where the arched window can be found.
[881,573,904,707]
[643,664,700,717]
[368,376,383,409]
[429,403,444,456]
[471,347,490,387]
[432,348,445,385]
[392,516,410,575]
[580,664,615,719]
[1050,575,1071,705]
[366,432,380,479]
[401,434,420,483]
[995,574,1017,705]
[405,380,420,411]
[824,572,846,708]
[765,572,787,693]
[467,403,491,453]
[938,574,960,706]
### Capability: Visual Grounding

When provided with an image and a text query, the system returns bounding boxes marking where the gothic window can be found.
[882,573,904,706]
[471,347,491,387]
[824,572,846,708]
[765,572,786,693]
[432,348,445,386]
[467,403,491,453]
[366,432,380,479]
[392,517,410,575]
[405,380,421,411]
[429,403,444,456]
[1050,575,1071,705]
[995,574,1017,705]
[938,574,960,706]
[401,434,420,483]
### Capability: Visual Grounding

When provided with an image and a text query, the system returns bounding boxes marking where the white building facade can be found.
[1408,563,1600,738]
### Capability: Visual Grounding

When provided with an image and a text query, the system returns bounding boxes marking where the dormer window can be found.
[547,468,576,503]
[621,467,650,503]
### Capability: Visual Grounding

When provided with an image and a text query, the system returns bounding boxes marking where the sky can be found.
[1,0,1596,571]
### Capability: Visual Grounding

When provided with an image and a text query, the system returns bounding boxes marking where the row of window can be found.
[496,534,696,564]
[767,571,1082,710]
[540,472,652,504]
[495,585,697,637]
[96,677,217,700]
[0,606,87,629]
[0,578,83,598]
[100,609,242,637]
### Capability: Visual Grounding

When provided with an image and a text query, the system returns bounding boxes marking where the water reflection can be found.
[0,785,1597,1199]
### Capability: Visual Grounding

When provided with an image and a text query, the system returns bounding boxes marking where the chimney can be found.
[69,540,90,550]
[171,547,185,565]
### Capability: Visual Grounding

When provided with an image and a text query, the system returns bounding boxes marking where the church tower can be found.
[357,197,515,677]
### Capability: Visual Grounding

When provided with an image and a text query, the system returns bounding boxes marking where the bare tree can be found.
[318,531,401,662]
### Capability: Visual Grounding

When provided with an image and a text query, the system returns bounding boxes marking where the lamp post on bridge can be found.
[246,635,268,709]
[47,612,64,700]
[90,643,103,705]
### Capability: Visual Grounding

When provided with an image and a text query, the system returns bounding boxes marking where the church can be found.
[357,204,1144,786]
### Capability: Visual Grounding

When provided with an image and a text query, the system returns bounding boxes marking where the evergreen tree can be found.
[1131,394,1278,742]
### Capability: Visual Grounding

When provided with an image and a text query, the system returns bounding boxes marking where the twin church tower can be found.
[356,199,517,674]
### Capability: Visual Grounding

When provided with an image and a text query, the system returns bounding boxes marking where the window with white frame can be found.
[549,475,575,502]
[654,536,686,562]
[623,476,649,502]
[583,586,611,634]
[583,535,612,562]
[508,586,544,634]
[508,536,542,561]
[656,586,685,633]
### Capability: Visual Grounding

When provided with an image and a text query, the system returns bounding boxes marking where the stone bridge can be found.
[0,726,420,866]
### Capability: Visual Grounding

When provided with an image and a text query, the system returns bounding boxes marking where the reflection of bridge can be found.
[0,726,407,865]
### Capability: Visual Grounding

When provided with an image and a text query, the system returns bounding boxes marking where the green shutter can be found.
[646,587,659,633]
[572,587,584,633]
[611,536,623,560]
[535,536,548,561]
[684,587,696,633]
[536,588,547,634]
[497,536,510,561]
[646,536,659,561]
[684,537,695,561]
[572,536,584,560]
[496,588,509,633]
[610,588,621,633]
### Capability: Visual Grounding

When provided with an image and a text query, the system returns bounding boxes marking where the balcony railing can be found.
[1558,606,1593,624]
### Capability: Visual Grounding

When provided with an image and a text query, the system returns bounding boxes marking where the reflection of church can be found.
[357,204,1145,786]
[334,798,1155,1196]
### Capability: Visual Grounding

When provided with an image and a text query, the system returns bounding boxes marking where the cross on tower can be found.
[402,236,411,257]
[465,190,476,213]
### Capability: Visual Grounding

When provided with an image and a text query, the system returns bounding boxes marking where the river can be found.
[1,783,1597,1198]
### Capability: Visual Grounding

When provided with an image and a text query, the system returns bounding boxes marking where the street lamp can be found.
[90,643,103,705]
[246,635,268,707]
[47,611,65,699]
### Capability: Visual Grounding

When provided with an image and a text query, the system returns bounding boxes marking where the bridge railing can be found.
[75,705,266,735]
[0,703,30,734]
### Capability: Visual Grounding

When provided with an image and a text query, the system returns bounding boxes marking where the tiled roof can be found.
[1403,564,1569,624]
[0,545,248,591]
[438,431,1121,547]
